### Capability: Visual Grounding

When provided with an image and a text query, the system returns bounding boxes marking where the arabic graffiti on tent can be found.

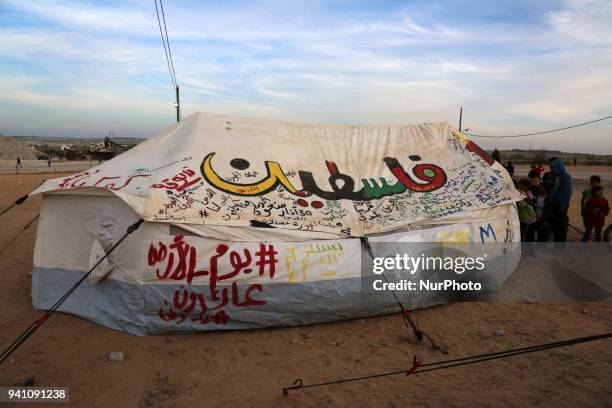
[148,218,515,327]
[52,139,514,234]
[57,169,152,191]
[55,156,195,192]
[185,146,509,233]
[201,153,447,199]
[149,235,348,326]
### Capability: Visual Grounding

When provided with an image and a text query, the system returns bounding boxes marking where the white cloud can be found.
[548,0,612,46]
[2,0,154,35]
[0,0,611,152]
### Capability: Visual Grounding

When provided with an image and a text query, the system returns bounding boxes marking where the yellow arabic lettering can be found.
[201,153,301,196]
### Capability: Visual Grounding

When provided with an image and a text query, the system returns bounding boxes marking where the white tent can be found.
[30,113,521,335]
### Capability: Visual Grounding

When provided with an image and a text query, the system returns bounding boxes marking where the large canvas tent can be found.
[30,113,521,335]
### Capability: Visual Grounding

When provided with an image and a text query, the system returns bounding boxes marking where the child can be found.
[581,176,603,209]
[517,179,537,241]
[518,179,535,205]
[581,186,609,242]
[581,175,603,229]
[532,178,551,242]
[529,173,541,198]
[528,165,538,179]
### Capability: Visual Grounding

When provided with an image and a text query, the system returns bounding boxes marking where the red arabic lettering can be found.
[384,159,447,193]
[157,283,265,326]
[148,235,226,284]
[232,282,265,307]
[57,170,150,191]
[92,173,151,190]
[151,238,277,325]
[152,166,202,192]
[58,170,101,189]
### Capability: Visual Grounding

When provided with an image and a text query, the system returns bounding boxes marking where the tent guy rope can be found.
[0,194,29,219]
[282,332,612,395]
[360,237,447,354]
[0,179,46,220]
[0,214,40,255]
[0,218,144,366]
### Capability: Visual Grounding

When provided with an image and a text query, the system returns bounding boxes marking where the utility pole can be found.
[175,85,180,122]
[458,106,463,132]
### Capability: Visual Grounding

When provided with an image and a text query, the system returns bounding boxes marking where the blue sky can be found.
[1,0,611,153]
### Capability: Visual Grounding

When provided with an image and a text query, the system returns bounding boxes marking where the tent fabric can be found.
[30,113,522,334]
[33,193,520,335]
[31,112,521,238]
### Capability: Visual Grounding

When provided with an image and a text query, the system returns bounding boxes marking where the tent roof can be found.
[32,112,520,236]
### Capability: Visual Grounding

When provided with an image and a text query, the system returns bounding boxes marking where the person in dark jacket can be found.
[541,171,555,191]
[548,158,572,241]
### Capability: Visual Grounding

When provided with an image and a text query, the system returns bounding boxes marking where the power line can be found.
[159,0,177,85]
[154,0,181,122]
[154,0,176,88]
[464,114,612,138]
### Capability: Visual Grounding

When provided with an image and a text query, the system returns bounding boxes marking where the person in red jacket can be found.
[581,186,609,242]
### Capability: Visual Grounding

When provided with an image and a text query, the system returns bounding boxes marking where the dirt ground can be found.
[0,170,611,407]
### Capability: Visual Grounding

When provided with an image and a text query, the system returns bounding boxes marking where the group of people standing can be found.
[494,154,609,243]
[515,159,574,242]
[491,149,608,242]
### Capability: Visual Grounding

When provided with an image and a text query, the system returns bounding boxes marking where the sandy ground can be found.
[0,170,611,407]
